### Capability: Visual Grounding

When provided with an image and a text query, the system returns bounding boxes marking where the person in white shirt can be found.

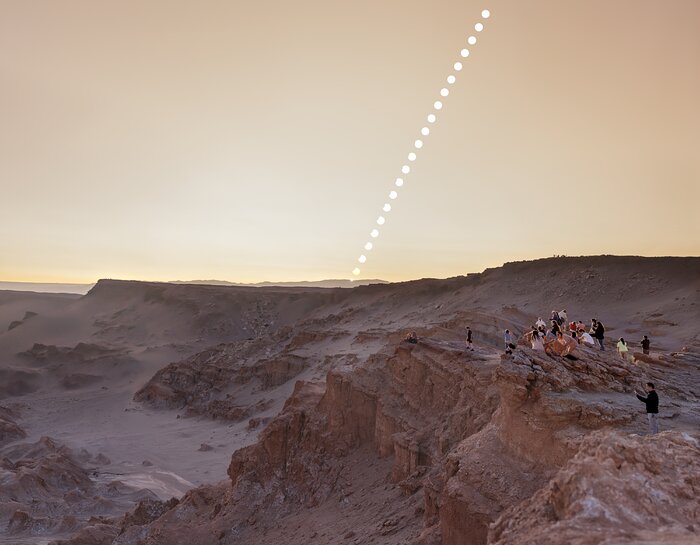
[531,330,545,351]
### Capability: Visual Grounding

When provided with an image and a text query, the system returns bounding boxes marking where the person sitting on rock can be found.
[577,321,586,333]
[550,320,561,335]
[617,337,629,360]
[641,335,651,355]
[579,330,596,347]
[568,321,577,333]
[635,382,659,434]
[535,317,546,330]
[404,331,418,344]
[465,327,474,351]
[531,330,545,351]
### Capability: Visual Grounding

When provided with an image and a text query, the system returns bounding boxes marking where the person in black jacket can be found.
[636,382,659,434]
[641,335,651,355]
[593,319,605,350]
[465,327,474,351]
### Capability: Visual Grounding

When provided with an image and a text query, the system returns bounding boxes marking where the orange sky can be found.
[1,0,699,283]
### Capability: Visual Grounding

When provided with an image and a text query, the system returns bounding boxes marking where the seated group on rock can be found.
[523,310,651,361]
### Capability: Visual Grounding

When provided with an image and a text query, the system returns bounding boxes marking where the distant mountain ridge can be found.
[169,279,389,288]
[0,282,94,295]
[0,278,389,295]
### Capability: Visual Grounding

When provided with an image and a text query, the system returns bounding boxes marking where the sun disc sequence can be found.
[352,9,491,277]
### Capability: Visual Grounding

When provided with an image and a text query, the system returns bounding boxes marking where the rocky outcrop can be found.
[0,437,157,539]
[134,331,312,420]
[15,257,700,544]
[489,431,700,545]
[62,339,699,545]
[17,342,134,367]
[0,405,26,446]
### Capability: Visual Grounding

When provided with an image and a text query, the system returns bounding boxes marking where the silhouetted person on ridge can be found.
[636,382,659,434]
[465,327,474,351]
[641,335,651,355]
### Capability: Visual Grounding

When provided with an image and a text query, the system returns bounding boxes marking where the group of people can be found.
[526,311,652,362]
[402,316,661,435]
[529,310,605,352]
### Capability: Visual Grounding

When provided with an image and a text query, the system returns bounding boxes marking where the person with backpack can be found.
[559,309,568,326]
[593,319,605,350]
[641,335,651,355]
[636,382,659,434]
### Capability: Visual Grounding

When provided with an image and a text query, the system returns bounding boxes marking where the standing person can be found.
[593,319,605,350]
[641,335,651,355]
[636,383,659,434]
[589,319,597,335]
[616,337,629,360]
[504,329,515,354]
[465,327,474,351]
[559,309,568,326]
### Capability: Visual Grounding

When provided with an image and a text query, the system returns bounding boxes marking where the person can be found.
[465,327,473,351]
[535,317,546,331]
[579,330,595,346]
[589,319,597,335]
[593,319,605,350]
[550,320,561,335]
[551,310,560,325]
[568,321,577,333]
[531,330,545,351]
[577,321,586,333]
[641,335,651,355]
[616,337,629,360]
[559,309,568,326]
[405,331,418,344]
[636,382,659,434]
[504,329,515,354]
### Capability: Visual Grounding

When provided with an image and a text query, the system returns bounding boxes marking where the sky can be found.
[1,0,699,283]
